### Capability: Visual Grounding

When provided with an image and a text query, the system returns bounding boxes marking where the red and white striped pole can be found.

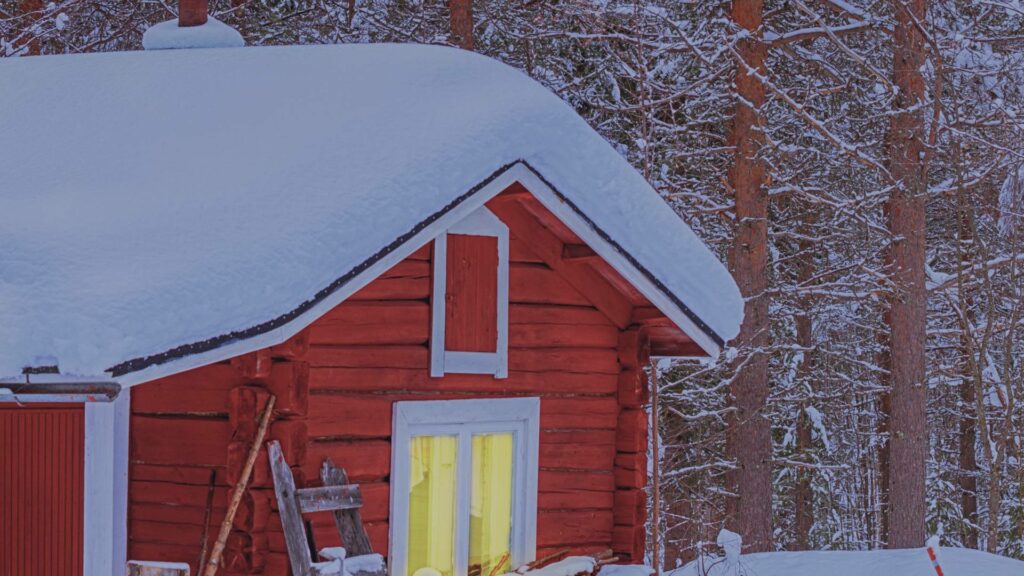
[926,536,945,576]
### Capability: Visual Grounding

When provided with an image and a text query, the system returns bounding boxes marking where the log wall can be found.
[128,219,651,574]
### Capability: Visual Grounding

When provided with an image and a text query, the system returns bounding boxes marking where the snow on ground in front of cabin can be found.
[671,546,1024,576]
[0,44,743,381]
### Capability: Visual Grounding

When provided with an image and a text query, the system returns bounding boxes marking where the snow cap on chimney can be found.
[142,0,244,50]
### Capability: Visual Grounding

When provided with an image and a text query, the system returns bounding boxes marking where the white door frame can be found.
[2,387,132,576]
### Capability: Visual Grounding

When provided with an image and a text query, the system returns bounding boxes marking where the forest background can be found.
[3,0,1022,566]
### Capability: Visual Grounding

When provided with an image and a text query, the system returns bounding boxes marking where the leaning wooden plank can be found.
[295,484,363,513]
[127,560,190,575]
[321,459,375,557]
[267,439,315,576]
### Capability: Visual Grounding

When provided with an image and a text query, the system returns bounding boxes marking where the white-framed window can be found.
[389,398,539,576]
[430,207,510,379]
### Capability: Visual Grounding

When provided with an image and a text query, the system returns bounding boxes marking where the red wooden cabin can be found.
[0,9,742,576]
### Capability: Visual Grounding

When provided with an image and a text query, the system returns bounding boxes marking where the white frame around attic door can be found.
[0,387,130,576]
[430,206,510,379]
[389,397,540,576]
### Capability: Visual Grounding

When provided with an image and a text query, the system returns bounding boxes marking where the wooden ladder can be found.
[267,440,385,576]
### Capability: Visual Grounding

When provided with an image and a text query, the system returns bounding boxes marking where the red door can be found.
[0,404,85,576]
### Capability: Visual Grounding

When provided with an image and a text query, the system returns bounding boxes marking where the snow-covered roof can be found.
[0,44,743,384]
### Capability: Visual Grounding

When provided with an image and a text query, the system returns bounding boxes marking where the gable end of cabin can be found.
[123,180,704,575]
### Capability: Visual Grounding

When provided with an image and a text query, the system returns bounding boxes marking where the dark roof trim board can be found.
[108,161,723,378]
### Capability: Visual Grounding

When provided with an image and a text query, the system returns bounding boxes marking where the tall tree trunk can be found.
[725,0,773,553]
[793,209,817,550]
[876,379,892,546]
[17,0,42,55]
[447,0,474,50]
[959,363,979,548]
[885,0,929,549]
[955,143,979,549]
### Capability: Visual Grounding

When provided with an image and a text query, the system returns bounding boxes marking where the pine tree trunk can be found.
[793,209,817,550]
[885,0,929,549]
[725,0,773,553]
[876,338,892,546]
[447,0,475,50]
[18,0,43,55]
[959,369,979,548]
[955,145,979,550]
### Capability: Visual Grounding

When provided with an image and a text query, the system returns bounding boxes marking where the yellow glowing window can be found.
[470,433,513,576]
[392,399,540,576]
[408,435,458,576]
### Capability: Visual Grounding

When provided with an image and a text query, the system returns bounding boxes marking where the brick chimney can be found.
[142,0,244,50]
[178,0,208,27]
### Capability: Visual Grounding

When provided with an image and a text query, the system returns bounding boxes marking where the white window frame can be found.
[0,387,130,576]
[430,207,510,379]
[389,398,539,576]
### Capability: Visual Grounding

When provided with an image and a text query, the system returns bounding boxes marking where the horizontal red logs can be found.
[304,440,391,483]
[616,409,648,453]
[130,463,225,486]
[130,416,229,467]
[309,368,618,395]
[613,453,647,489]
[310,301,429,346]
[539,490,615,511]
[306,394,619,439]
[509,304,611,326]
[536,510,614,548]
[131,363,241,415]
[613,488,646,526]
[266,361,309,417]
[539,470,615,493]
[349,259,431,301]
[510,264,592,307]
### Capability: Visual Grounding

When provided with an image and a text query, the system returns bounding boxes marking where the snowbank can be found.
[0,44,743,381]
[673,546,1024,576]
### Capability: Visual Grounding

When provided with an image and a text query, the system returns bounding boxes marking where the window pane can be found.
[469,433,513,576]
[408,435,458,576]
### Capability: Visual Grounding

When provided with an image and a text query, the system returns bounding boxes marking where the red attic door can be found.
[445,233,499,352]
[0,404,85,576]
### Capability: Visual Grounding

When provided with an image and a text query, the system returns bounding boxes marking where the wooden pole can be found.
[202,395,276,576]
[649,358,662,576]
[197,469,217,570]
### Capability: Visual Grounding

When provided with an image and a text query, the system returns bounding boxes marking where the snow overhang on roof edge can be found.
[108,161,729,386]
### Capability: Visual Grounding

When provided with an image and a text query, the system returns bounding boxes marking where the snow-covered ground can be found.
[673,546,1024,576]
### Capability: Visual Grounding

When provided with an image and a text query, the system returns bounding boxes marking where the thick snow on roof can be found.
[0,44,743,381]
[674,546,1024,576]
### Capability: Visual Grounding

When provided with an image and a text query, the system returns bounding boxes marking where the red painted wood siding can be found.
[126,191,653,572]
[0,404,84,576]
[445,234,499,352]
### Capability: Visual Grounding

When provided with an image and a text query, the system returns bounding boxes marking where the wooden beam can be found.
[487,199,633,329]
[295,485,363,514]
[493,182,533,201]
[561,244,598,262]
